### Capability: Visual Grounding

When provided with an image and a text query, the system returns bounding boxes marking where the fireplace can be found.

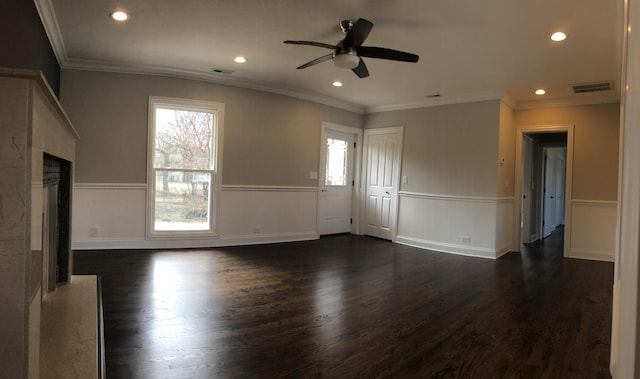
[42,153,72,292]
[0,68,79,379]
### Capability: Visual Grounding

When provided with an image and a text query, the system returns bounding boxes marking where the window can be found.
[325,138,349,186]
[147,97,224,237]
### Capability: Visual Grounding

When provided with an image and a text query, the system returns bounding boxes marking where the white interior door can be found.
[521,136,535,243]
[364,128,403,240]
[318,129,355,235]
[554,149,566,225]
[543,148,557,238]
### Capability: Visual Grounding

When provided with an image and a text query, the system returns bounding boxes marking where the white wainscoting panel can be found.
[72,183,147,249]
[568,200,617,261]
[73,183,319,249]
[219,185,318,244]
[395,192,512,259]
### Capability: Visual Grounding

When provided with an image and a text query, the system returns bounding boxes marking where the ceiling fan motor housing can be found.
[340,20,354,33]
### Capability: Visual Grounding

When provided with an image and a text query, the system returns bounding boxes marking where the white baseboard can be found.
[73,232,318,250]
[395,235,498,259]
[495,244,512,258]
[567,248,615,262]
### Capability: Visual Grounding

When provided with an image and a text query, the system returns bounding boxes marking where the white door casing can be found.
[317,123,363,236]
[363,127,403,240]
[513,125,574,255]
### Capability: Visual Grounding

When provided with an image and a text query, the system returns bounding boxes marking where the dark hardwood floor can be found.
[74,227,613,378]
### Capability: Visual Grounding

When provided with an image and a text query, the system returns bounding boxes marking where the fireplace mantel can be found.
[0,68,80,378]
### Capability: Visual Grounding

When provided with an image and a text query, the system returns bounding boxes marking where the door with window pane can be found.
[318,129,355,235]
[148,98,221,236]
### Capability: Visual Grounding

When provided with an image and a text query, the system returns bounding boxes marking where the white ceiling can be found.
[36,0,623,113]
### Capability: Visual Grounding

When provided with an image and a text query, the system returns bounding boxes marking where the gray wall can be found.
[364,100,619,201]
[363,99,619,258]
[60,69,363,186]
[364,100,502,197]
[515,103,620,201]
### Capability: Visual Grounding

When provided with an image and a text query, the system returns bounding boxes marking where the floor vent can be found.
[571,81,613,93]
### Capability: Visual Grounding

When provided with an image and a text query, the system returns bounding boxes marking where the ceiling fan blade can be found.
[284,40,337,50]
[359,46,419,62]
[352,59,369,78]
[297,53,334,69]
[343,18,374,48]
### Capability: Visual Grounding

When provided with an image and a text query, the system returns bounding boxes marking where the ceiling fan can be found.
[284,18,419,78]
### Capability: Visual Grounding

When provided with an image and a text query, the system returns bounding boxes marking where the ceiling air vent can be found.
[571,81,613,93]
[211,68,234,75]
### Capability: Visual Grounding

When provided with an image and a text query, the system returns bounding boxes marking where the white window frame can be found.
[146,96,224,239]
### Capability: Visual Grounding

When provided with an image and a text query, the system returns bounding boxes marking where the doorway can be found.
[317,123,362,236]
[514,125,574,256]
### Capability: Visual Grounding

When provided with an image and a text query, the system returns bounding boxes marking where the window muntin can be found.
[148,98,223,237]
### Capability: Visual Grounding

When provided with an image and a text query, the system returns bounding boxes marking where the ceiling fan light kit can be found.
[334,53,360,69]
[284,18,419,78]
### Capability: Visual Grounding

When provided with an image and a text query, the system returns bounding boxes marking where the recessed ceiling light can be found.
[550,31,567,42]
[234,56,247,63]
[535,89,546,95]
[332,81,343,87]
[111,11,129,21]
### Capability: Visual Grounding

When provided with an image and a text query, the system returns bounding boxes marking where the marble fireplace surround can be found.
[0,68,97,378]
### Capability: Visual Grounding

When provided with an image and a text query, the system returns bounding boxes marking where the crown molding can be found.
[513,93,620,110]
[34,0,69,66]
[365,90,506,114]
[34,0,365,114]
[62,59,366,114]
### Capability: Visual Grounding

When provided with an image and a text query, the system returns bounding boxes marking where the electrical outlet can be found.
[461,236,471,243]
[88,226,99,238]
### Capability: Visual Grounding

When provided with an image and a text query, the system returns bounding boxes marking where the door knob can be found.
[385,191,390,195]
[321,189,327,192]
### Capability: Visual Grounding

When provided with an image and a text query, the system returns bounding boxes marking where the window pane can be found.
[325,138,348,186]
[154,170,211,231]
[154,108,213,170]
